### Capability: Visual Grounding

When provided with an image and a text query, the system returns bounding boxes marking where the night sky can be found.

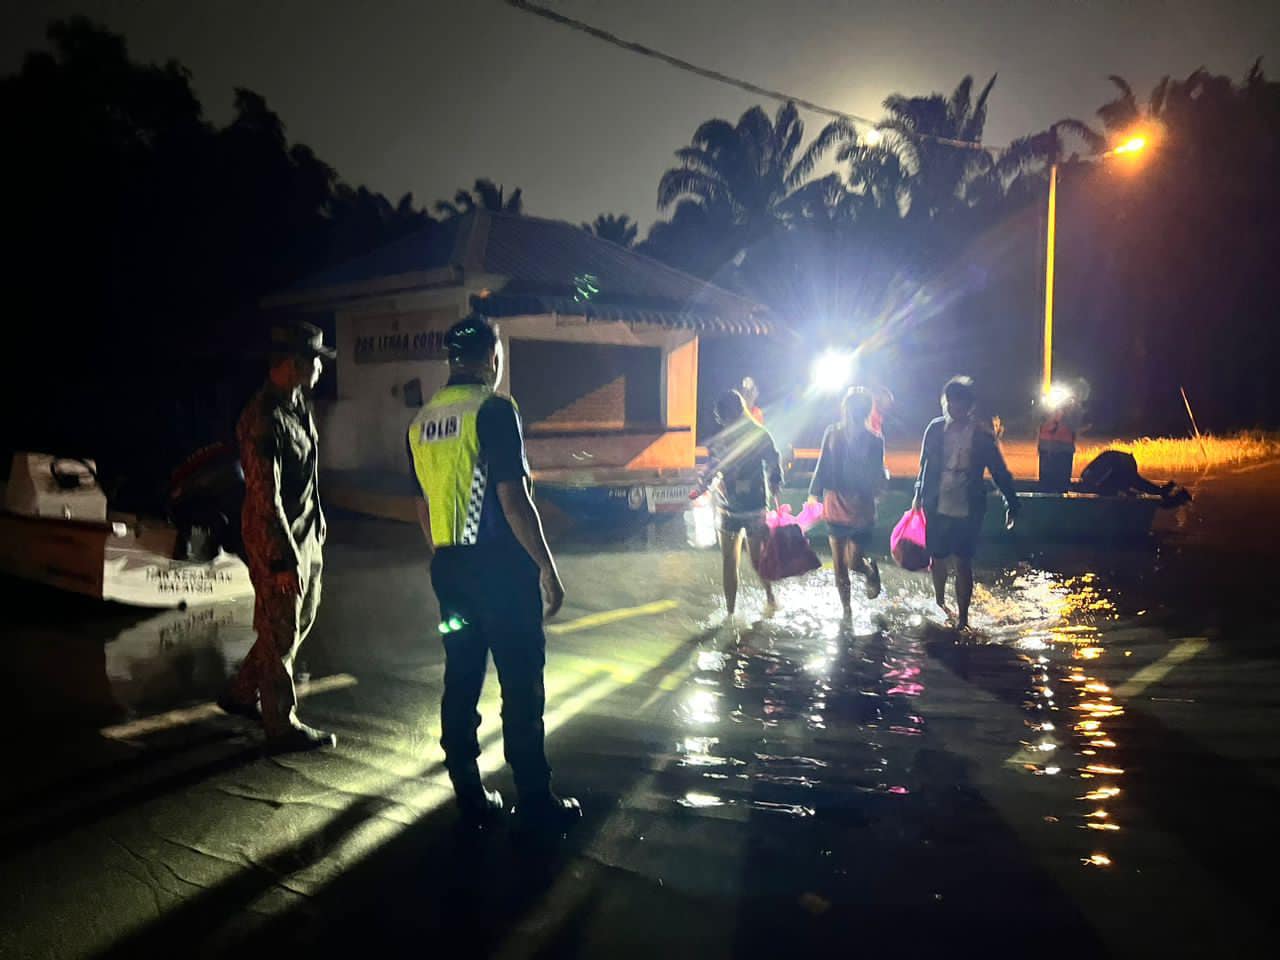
[5,0,1278,230]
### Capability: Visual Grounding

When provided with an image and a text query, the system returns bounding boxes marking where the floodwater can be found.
[2,464,1279,957]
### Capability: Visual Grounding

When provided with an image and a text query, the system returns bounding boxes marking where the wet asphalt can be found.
[2,463,1279,959]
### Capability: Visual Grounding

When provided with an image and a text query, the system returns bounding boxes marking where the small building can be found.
[267,211,771,492]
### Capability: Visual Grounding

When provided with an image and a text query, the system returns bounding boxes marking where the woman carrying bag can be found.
[809,387,886,617]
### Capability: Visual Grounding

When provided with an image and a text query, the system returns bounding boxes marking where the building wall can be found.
[320,292,700,475]
[508,340,661,431]
[322,289,473,472]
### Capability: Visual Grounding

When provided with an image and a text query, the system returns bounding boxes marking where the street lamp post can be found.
[1042,162,1059,396]
[1040,135,1148,398]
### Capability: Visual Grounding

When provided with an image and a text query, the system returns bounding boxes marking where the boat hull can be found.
[537,476,1159,544]
[0,511,255,608]
[778,485,1160,545]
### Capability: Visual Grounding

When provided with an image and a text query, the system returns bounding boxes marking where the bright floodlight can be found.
[1114,136,1147,155]
[812,349,856,394]
[862,127,883,147]
[1042,383,1073,409]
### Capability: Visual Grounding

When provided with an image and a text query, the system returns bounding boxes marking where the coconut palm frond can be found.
[689,118,739,155]
[787,118,854,189]
[1149,76,1171,118]
[1054,118,1106,154]
[963,73,998,141]
[658,167,727,210]
[1108,75,1135,100]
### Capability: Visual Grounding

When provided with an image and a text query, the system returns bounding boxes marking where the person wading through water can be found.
[809,387,886,619]
[695,390,783,620]
[912,376,1019,633]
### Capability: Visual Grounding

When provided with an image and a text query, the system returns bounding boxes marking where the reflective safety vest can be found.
[407,383,497,548]
[1038,415,1076,449]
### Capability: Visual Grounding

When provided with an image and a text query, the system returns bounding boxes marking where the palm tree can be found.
[435,178,524,218]
[881,74,1001,218]
[831,140,911,223]
[326,185,431,263]
[1096,74,1175,135]
[815,75,1001,221]
[656,101,842,246]
[639,198,742,279]
[582,213,639,248]
[992,118,1105,202]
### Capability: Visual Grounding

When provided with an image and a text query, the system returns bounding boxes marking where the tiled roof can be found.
[279,210,771,336]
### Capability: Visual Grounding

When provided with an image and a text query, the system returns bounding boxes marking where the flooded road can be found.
[2,463,1279,958]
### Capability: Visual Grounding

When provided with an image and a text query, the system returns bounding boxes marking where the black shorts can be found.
[926,512,980,559]
[718,509,768,538]
[827,522,873,545]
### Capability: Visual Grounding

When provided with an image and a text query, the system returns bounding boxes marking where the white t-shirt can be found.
[938,418,976,518]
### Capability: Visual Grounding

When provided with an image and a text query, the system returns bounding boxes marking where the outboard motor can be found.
[4,452,108,522]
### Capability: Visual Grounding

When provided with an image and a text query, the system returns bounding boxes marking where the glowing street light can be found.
[1112,136,1146,155]
[1041,129,1153,396]
[811,348,857,394]
[1041,383,1074,410]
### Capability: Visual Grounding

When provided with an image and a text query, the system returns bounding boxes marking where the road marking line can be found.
[1113,637,1208,698]
[546,599,678,635]
[99,673,359,740]
[99,601,680,740]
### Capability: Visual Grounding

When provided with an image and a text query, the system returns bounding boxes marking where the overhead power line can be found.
[504,0,995,153]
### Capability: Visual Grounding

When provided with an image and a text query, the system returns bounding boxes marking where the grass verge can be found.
[1079,431,1280,474]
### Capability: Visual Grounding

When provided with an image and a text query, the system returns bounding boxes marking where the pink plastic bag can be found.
[756,525,822,581]
[890,508,930,571]
[766,501,824,532]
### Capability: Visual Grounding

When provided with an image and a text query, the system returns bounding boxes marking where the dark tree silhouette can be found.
[582,213,639,248]
[645,66,1280,433]
[2,19,431,492]
[653,102,841,256]
[435,178,524,217]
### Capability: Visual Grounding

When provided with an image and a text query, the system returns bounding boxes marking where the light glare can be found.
[811,349,856,394]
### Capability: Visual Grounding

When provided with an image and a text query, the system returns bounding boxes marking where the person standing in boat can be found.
[912,376,1019,633]
[218,322,337,753]
[1037,391,1083,493]
[808,387,885,617]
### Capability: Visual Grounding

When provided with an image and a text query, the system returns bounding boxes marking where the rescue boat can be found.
[0,452,254,608]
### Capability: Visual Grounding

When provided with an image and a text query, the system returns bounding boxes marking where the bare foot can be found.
[763,598,779,620]
[935,600,955,625]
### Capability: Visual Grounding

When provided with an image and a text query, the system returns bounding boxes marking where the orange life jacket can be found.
[1038,416,1076,447]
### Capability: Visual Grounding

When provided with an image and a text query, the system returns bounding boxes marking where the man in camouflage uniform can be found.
[218,322,337,752]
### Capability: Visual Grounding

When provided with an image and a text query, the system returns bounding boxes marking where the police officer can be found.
[408,313,580,829]
[218,321,336,752]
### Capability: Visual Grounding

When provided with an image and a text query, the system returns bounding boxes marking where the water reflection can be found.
[105,601,254,717]
[1,579,255,730]
[664,552,1142,876]
[669,570,926,827]
[1000,566,1128,869]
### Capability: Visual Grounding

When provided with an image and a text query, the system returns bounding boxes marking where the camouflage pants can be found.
[230,537,324,736]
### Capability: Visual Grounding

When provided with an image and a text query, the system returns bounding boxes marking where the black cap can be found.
[271,320,336,359]
[445,313,499,364]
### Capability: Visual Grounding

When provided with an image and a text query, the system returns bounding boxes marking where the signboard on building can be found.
[352,309,457,364]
